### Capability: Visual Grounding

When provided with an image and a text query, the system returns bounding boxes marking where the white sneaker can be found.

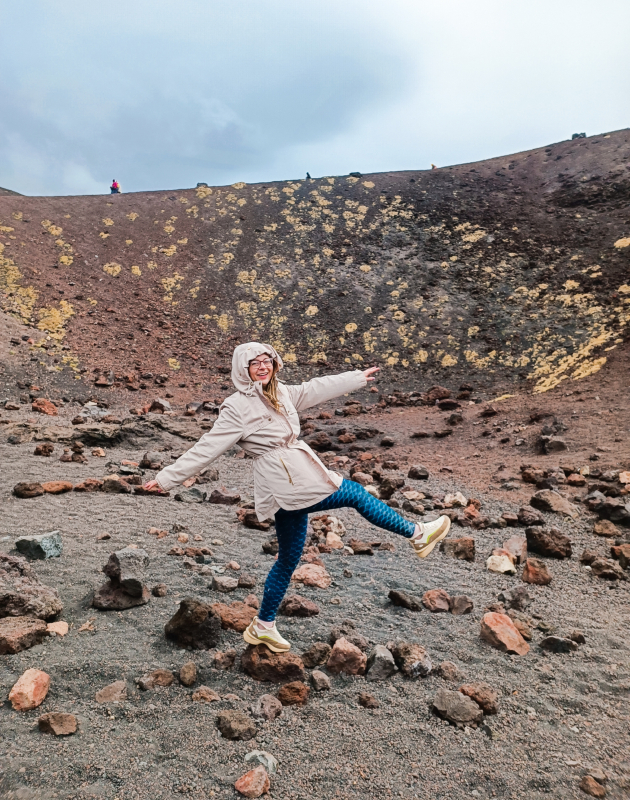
[243,617,291,653]
[409,515,451,558]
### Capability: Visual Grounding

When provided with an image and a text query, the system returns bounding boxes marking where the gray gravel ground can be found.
[0,438,629,800]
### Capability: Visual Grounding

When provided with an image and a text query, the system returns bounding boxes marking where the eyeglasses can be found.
[249,358,274,370]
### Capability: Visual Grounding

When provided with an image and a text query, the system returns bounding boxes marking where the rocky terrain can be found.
[0,132,629,800]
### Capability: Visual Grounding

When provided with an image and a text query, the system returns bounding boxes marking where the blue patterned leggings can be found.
[258,479,416,621]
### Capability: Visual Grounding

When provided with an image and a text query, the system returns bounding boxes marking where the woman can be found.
[144,342,451,653]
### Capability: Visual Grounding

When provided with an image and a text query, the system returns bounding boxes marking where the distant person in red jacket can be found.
[110,179,121,194]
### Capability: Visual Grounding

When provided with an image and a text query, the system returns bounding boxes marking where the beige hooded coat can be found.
[155,342,367,520]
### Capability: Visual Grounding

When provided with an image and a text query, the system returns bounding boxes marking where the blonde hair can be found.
[262,359,283,414]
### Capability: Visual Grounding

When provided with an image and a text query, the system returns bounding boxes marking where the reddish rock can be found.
[480,612,529,656]
[391,641,432,678]
[611,544,630,570]
[449,595,474,615]
[47,621,68,636]
[42,481,73,494]
[192,686,220,703]
[34,443,54,456]
[422,589,451,612]
[216,710,257,740]
[234,765,270,798]
[526,527,572,559]
[9,668,51,710]
[530,490,579,519]
[459,682,499,714]
[440,537,475,561]
[579,775,606,798]
[348,538,374,555]
[151,583,168,597]
[358,692,380,709]
[38,712,77,736]
[566,473,586,486]
[277,680,309,706]
[95,680,127,703]
[301,641,332,668]
[590,558,626,580]
[12,482,44,499]
[326,637,367,675]
[138,669,174,690]
[244,594,259,608]
[237,508,271,530]
[503,536,527,564]
[211,601,257,632]
[388,589,423,612]
[278,594,320,617]
[251,693,283,720]
[291,564,331,588]
[213,649,237,670]
[164,597,222,650]
[241,645,306,683]
[32,398,58,416]
[522,558,552,585]
[0,616,47,654]
[352,471,373,486]
[179,662,197,686]
[73,478,103,492]
[501,511,519,527]
[593,520,620,538]
[517,506,545,526]
[101,476,132,494]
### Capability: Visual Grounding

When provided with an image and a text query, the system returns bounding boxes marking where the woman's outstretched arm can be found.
[283,366,378,413]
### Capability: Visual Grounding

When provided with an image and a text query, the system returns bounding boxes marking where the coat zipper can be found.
[279,457,294,484]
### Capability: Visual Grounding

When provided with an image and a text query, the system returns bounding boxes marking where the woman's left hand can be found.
[363,366,380,382]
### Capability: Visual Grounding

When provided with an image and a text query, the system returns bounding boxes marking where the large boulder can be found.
[525,527,572,559]
[164,598,222,649]
[0,553,63,619]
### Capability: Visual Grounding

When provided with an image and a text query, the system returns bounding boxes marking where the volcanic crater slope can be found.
[0,129,629,394]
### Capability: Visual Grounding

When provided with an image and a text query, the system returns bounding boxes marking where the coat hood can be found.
[231,342,283,393]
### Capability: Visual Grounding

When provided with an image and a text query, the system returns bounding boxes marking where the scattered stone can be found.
[301,642,331,668]
[101,476,132,494]
[432,688,483,727]
[212,575,239,593]
[526,526,572,559]
[459,682,498,714]
[517,506,545,526]
[38,712,77,736]
[593,520,620,538]
[92,447,106,457]
[486,554,517,575]
[503,536,527,564]
[497,586,531,611]
[444,491,467,508]
[244,594,259,609]
[440,537,475,561]
[251,694,283,720]
[164,597,222,650]
[449,595,474,615]
[208,488,241,505]
[540,636,579,654]
[241,645,306,683]
[12,482,45,499]
[366,645,397,681]
[152,583,168,597]
[42,481,73,494]
[348,538,374,555]
[278,594,320,617]
[15,531,63,561]
[291,563,331,588]
[327,637,367,675]
[522,558,552,585]
[32,398,58,416]
[422,589,451,612]
[408,465,429,480]
[388,589,423,611]
[329,621,369,651]
[94,547,150,609]
[437,661,464,682]
[579,775,606,798]
[34,443,54,456]
[310,670,332,691]
[214,649,237,670]
[530,490,579,519]
[138,669,175,690]
[211,601,257,632]
[0,616,48,654]
[179,662,197,686]
[358,692,379,709]
[0,553,63,619]
[391,641,432,678]
[9,668,51,710]
[192,686,221,703]
[74,478,103,492]
[590,558,626,580]
[46,620,68,637]
[262,537,279,556]
[139,451,164,469]
[95,680,127,703]
[217,710,257,741]
[480,612,529,655]
[277,680,309,706]
[234,765,270,798]
[611,544,630,569]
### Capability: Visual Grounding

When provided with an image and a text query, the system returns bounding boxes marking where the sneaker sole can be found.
[242,627,291,653]
[412,516,451,558]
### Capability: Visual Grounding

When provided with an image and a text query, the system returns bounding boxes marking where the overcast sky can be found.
[1,0,628,196]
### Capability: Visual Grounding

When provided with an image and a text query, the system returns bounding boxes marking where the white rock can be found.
[486,554,517,575]
[444,492,467,508]
[326,532,344,550]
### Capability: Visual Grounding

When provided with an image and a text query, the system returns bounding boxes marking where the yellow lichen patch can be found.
[11,211,22,220]
[196,186,213,199]
[345,322,358,333]
[468,326,479,337]
[237,270,256,285]
[161,244,177,257]
[441,353,458,367]
[99,232,110,239]
[131,265,141,276]
[283,352,297,363]
[177,238,187,245]
[618,284,630,294]
[222,252,234,265]
[359,265,371,273]
[161,272,184,303]
[186,205,199,218]
[59,255,73,266]
[125,239,133,245]
[215,313,230,332]
[305,305,318,316]
[36,300,74,340]
[613,237,630,248]
[253,283,277,303]
[61,353,80,373]
[0,225,14,233]
[102,218,114,227]
[0,243,38,321]
[352,353,364,362]
[362,181,375,189]
[493,394,515,402]
[41,220,63,237]
[572,357,607,380]
[310,351,328,363]
[164,224,175,234]
[231,182,246,190]
[167,358,181,371]
[275,269,291,279]
[564,280,580,290]
[147,261,157,270]
[103,262,121,276]
[126,212,139,221]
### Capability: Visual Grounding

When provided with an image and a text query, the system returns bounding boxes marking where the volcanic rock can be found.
[277,681,309,706]
[15,531,63,560]
[211,601,257,632]
[579,775,606,798]
[0,553,63,619]
[391,641,432,678]
[179,662,197,686]
[593,520,620,538]
[526,527,572,559]
[164,597,222,649]
[9,668,50,710]
[459,682,498,714]
[95,680,127,703]
[522,558,552,585]
[480,612,529,655]
[42,481,73,494]
[73,478,103,492]
[278,594,320,617]
[486,554,517,574]
[432,688,483,727]
[388,589,423,611]
[440,537,475,561]
[422,589,451,612]
[590,558,626,580]
[540,636,579,653]
[12,482,44,499]
[34,443,54,456]
[327,637,367,675]
[310,670,332,691]
[38,712,77,736]
[301,641,331,668]
[530,490,579,519]
[0,616,48,654]
[32,398,57,416]
[517,506,545,526]
[408,465,429,480]
[234,765,270,798]
[497,586,531,611]
[138,669,175,690]
[366,645,397,681]
[192,686,221,703]
[251,694,283,720]
[212,575,239,593]
[449,595,474,615]
[216,710,257,741]
[242,645,306,683]
[291,563,331,588]
[437,661,464,682]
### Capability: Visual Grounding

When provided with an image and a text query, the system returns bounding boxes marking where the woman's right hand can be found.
[143,480,163,492]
